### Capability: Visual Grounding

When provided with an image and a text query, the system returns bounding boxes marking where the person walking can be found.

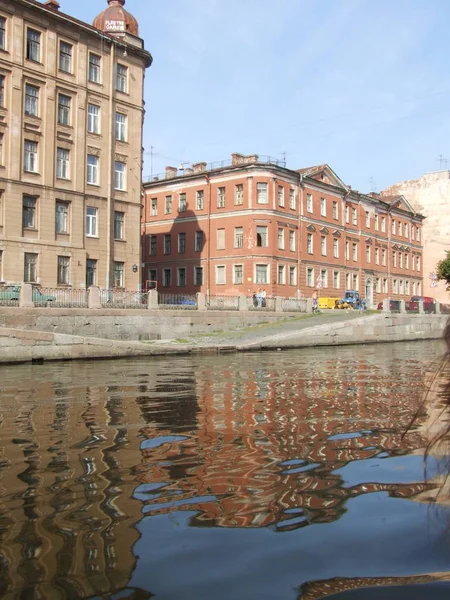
[312,290,319,313]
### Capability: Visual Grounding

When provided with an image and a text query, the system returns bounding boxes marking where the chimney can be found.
[244,154,259,165]
[44,0,60,9]
[185,168,194,175]
[231,153,244,167]
[165,166,177,179]
[193,162,207,173]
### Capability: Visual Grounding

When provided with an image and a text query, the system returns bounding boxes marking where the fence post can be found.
[275,296,283,313]
[88,286,102,309]
[418,300,424,314]
[399,300,406,314]
[238,293,247,311]
[306,298,313,314]
[197,292,207,311]
[382,298,391,313]
[435,302,441,315]
[19,283,34,308]
[147,289,159,310]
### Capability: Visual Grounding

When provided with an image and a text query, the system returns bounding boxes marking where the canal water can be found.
[0,340,449,600]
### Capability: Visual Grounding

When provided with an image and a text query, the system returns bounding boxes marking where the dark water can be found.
[0,341,450,600]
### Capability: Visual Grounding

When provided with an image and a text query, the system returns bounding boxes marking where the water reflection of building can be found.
[137,350,436,530]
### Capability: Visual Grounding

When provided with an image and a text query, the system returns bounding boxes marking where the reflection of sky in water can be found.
[131,494,450,600]
[327,582,450,599]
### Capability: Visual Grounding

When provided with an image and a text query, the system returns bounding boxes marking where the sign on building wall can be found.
[105,20,125,32]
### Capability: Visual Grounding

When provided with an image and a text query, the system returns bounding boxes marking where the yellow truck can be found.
[318,297,340,310]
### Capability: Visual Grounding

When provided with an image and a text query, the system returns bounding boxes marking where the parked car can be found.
[0,285,56,305]
[409,296,435,313]
[377,299,400,311]
[335,291,361,309]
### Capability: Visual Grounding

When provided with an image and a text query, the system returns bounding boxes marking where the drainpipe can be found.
[298,174,303,299]
[106,42,115,288]
[206,174,211,297]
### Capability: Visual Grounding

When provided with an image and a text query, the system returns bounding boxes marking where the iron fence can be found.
[158,293,197,310]
[100,289,148,309]
[281,297,308,312]
[247,295,276,312]
[207,295,239,311]
[0,286,20,307]
[39,288,89,308]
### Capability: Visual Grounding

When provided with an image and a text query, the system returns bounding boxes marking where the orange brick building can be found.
[142,154,424,307]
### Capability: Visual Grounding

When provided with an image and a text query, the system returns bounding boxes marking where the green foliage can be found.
[436,251,450,290]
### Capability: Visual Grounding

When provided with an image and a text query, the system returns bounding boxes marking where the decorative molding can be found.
[115,153,127,163]
[87,146,101,157]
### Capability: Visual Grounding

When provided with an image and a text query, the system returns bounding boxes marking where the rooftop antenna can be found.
[279,151,286,167]
[369,176,377,192]
[438,154,448,170]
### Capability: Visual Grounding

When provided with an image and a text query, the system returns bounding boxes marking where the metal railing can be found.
[281,297,308,312]
[247,295,276,312]
[207,294,239,311]
[39,288,89,308]
[100,289,147,309]
[0,286,20,307]
[158,293,198,309]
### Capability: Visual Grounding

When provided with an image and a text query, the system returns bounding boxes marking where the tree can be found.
[436,251,450,290]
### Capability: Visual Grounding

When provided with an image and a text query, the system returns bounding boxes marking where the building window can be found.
[196,190,204,210]
[375,214,379,231]
[321,235,326,256]
[114,262,124,287]
[333,238,339,258]
[59,41,72,73]
[195,230,204,252]
[375,247,380,265]
[306,193,313,213]
[23,196,37,229]
[0,75,4,108]
[86,259,97,287]
[345,241,349,260]
[351,207,357,225]
[165,195,172,214]
[194,266,203,286]
[332,201,338,220]
[404,223,409,238]
[333,271,340,289]
[255,264,268,284]
[86,206,98,237]
[289,230,295,252]
[278,186,285,207]
[148,269,157,288]
[149,234,157,256]
[235,184,244,205]
[416,255,421,270]
[412,255,415,271]
[0,17,5,50]
[366,245,371,263]
[24,141,38,172]
[352,274,358,290]
[307,233,313,254]
[365,211,370,228]
[115,112,127,141]
[278,228,285,250]
[382,248,387,266]
[216,265,226,285]
[256,182,268,204]
[150,198,157,216]
[398,222,403,237]
[0,132,3,166]
[116,64,128,92]
[234,264,243,285]
[256,226,268,247]
[278,264,286,285]
[405,253,409,269]
[164,234,171,255]
[346,273,351,290]
[162,268,171,287]
[26,29,40,62]
[345,206,349,223]
[320,198,326,216]
[289,266,296,286]
[321,269,328,289]
[56,148,69,179]
[383,278,388,294]
[0,249,2,280]
[24,253,37,282]
[87,154,99,184]
[393,279,398,294]
[392,220,396,235]
[381,216,386,232]
[399,253,403,269]
[114,161,126,190]
[234,227,243,249]
[352,242,357,261]
[25,84,39,116]
[392,251,397,267]
[405,280,410,295]
[114,211,124,240]
[217,186,225,208]
[217,228,225,250]
[417,282,422,295]
[376,277,381,293]
[58,94,71,126]
[289,189,295,210]
[179,193,187,212]
[57,256,70,285]
[307,267,314,287]
[178,232,186,253]
[416,227,420,241]
[177,267,186,287]
[87,104,100,134]
[89,53,101,83]
[55,201,69,234]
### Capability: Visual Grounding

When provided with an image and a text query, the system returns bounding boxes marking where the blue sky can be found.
[72,0,450,191]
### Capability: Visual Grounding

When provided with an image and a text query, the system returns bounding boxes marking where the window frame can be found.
[58,94,71,126]
[55,201,69,234]
[114,161,126,191]
[115,112,127,141]
[256,182,268,204]
[25,83,39,117]
[86,258,97,287]
[56,147,70,180]
[114,210,125,240]
[196,190,204,210]
[26,28,41,63]
[87,103,100,134]
[23,195,37,229]
[234,226,243,249]
[235,183,244,206]
[86,154,99,185]
[256,225,268,248]
[24,140,38,173]
[88,53,101,83]
[233,264,243,285]
[216,265,226,285]
[86,206,98,237]
[24,252,38,283]
[114,261,124,288]
[57,255,70,285]
[59,41,73,73]
[116,64,128,93]
[195,230,204,252]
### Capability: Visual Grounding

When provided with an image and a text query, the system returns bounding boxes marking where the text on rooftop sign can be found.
[105,20,125,32]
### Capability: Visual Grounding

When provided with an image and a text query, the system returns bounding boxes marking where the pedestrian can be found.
[312,290,319,313]
[260,288,267,308]
[256,288,262,308]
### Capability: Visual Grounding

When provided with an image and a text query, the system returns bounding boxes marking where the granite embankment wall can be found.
[0,308,289,341]
[251,314,449,349]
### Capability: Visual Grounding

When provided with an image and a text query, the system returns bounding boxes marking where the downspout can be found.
[106,41,115,288]
[298,174,303,299]
[206,174,211,297]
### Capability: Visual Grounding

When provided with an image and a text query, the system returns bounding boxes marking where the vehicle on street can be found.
[335,290,361,309]
[0,285,56,305]
[409,296,435,313]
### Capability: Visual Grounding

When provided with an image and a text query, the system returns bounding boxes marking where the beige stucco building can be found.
[0,0,152,290]
[382,170,450,304]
